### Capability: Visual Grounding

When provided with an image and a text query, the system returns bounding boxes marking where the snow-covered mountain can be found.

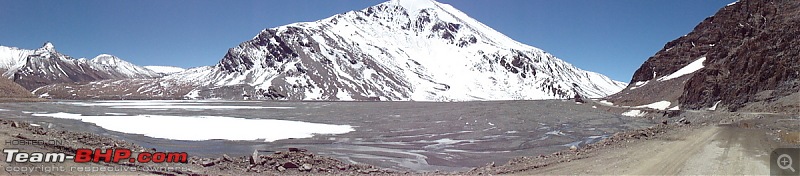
[33,0,627,100]
[0,42,161,90]
[144,66,186,75]
[164,0,625,101]
[0,45,38,76]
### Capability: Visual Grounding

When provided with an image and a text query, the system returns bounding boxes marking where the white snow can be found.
[144,66,186,75]
[386,0,437,16]
[621,110,646,117]
[546,130,566,136]
[709,101,721,111]
[629,81,649,90]
[657,57,706,81]
[634,101,671,110]
[184,89,201,99]
[32,112,354,142]
[598,100,614,106]
[727,0,739,6]
[668,105,680,110]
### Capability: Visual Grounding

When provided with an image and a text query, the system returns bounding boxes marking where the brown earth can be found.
[0,77,33,99]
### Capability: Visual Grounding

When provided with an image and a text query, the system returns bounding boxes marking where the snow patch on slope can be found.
[621,110,646,117]
[634,101,671,110]
[144,66,186,75]
[657,57,706,81]
[708,101,721,111]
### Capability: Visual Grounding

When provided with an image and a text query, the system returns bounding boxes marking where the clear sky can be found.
[0,0,735,82]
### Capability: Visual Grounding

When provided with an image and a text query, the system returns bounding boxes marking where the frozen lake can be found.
[0,100,654,172]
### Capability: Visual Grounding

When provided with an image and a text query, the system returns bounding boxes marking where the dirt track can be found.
[521,124,777,175]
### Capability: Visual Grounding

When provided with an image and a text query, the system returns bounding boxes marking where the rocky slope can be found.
[0,42,162,90]
[0,76,32,98]
[40,0,625,101]
[609,0,799,113]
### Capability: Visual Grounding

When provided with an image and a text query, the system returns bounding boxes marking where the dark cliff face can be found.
[625,0,799,111]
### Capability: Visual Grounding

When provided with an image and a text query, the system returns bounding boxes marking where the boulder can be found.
[250,150,260,165]
[300,164,313,172]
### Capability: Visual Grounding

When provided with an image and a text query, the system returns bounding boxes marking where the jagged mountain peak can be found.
[41,42,55,51]
[33,42,58,56]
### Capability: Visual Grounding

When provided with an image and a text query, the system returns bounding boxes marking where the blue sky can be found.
[0,0,735,82]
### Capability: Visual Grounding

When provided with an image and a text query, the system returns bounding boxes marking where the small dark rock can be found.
[288,147,306,152]
[574,94,585,103]
[200,160,216,167]
[677,118,690,124]
[282,162,299,168]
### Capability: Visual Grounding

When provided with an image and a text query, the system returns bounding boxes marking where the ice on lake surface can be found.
[32,112,354,142]
[0,100,654,172]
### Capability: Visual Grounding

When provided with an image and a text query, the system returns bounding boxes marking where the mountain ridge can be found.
[0,42,168,90]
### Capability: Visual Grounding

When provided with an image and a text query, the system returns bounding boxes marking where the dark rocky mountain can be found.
[609,0,799,113]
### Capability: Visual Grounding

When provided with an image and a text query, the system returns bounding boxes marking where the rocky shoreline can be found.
[0,118,395,175]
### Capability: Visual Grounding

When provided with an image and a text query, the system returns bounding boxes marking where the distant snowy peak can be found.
[144,66,186,75]
[3,42,162,90]
[89,54,161,78]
